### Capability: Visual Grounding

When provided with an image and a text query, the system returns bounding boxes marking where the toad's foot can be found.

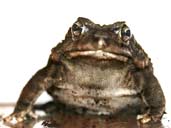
[137,114,151,124]
[137,113,162,124]
[3,111,38,124]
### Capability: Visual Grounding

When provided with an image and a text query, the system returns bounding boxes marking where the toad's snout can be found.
[97,38,106,49]
[94,32,109,49]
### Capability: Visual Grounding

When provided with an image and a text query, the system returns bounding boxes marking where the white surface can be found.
[0,0,171,113]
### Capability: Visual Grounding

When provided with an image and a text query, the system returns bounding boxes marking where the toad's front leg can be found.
[137,70,165,124]
[3,67,53,123]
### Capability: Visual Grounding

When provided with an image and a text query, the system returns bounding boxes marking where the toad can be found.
[4,17,165,124]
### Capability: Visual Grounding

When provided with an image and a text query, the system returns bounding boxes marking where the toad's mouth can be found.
[68,50,130,62]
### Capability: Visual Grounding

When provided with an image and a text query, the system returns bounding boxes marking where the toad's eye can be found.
[120,25,132,42]
[72,23,82,36]
[71,22,88,40]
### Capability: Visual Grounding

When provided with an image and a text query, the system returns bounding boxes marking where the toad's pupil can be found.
[122,29,131,37]
[125,30,131,37]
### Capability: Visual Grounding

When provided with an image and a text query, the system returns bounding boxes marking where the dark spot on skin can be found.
[72,90,77,94]
[92,124,96,128]
[85,84,104,90]
[94,99,100,105]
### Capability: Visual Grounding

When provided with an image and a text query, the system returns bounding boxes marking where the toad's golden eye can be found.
[71,22,83,37]
[71,21,88,41]
[120,25,132,42]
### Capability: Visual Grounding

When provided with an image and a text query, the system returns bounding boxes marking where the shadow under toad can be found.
[2,101,170,128]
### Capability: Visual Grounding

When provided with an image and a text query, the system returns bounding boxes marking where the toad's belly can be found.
[47,59,145,115]
[47,84,145,115]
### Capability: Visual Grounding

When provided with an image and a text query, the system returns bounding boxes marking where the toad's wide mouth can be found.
[68,50,129,62]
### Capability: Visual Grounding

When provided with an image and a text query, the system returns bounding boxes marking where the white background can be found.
[0,0,170,114]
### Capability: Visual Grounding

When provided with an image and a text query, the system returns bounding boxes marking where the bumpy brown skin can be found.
[4,17,165,124]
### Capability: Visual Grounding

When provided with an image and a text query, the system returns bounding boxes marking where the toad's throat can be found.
[69,50,129,62]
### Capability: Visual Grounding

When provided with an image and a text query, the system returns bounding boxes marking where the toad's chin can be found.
[68,50,129,62]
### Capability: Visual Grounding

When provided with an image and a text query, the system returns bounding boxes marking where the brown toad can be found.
[4,17,165,124]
